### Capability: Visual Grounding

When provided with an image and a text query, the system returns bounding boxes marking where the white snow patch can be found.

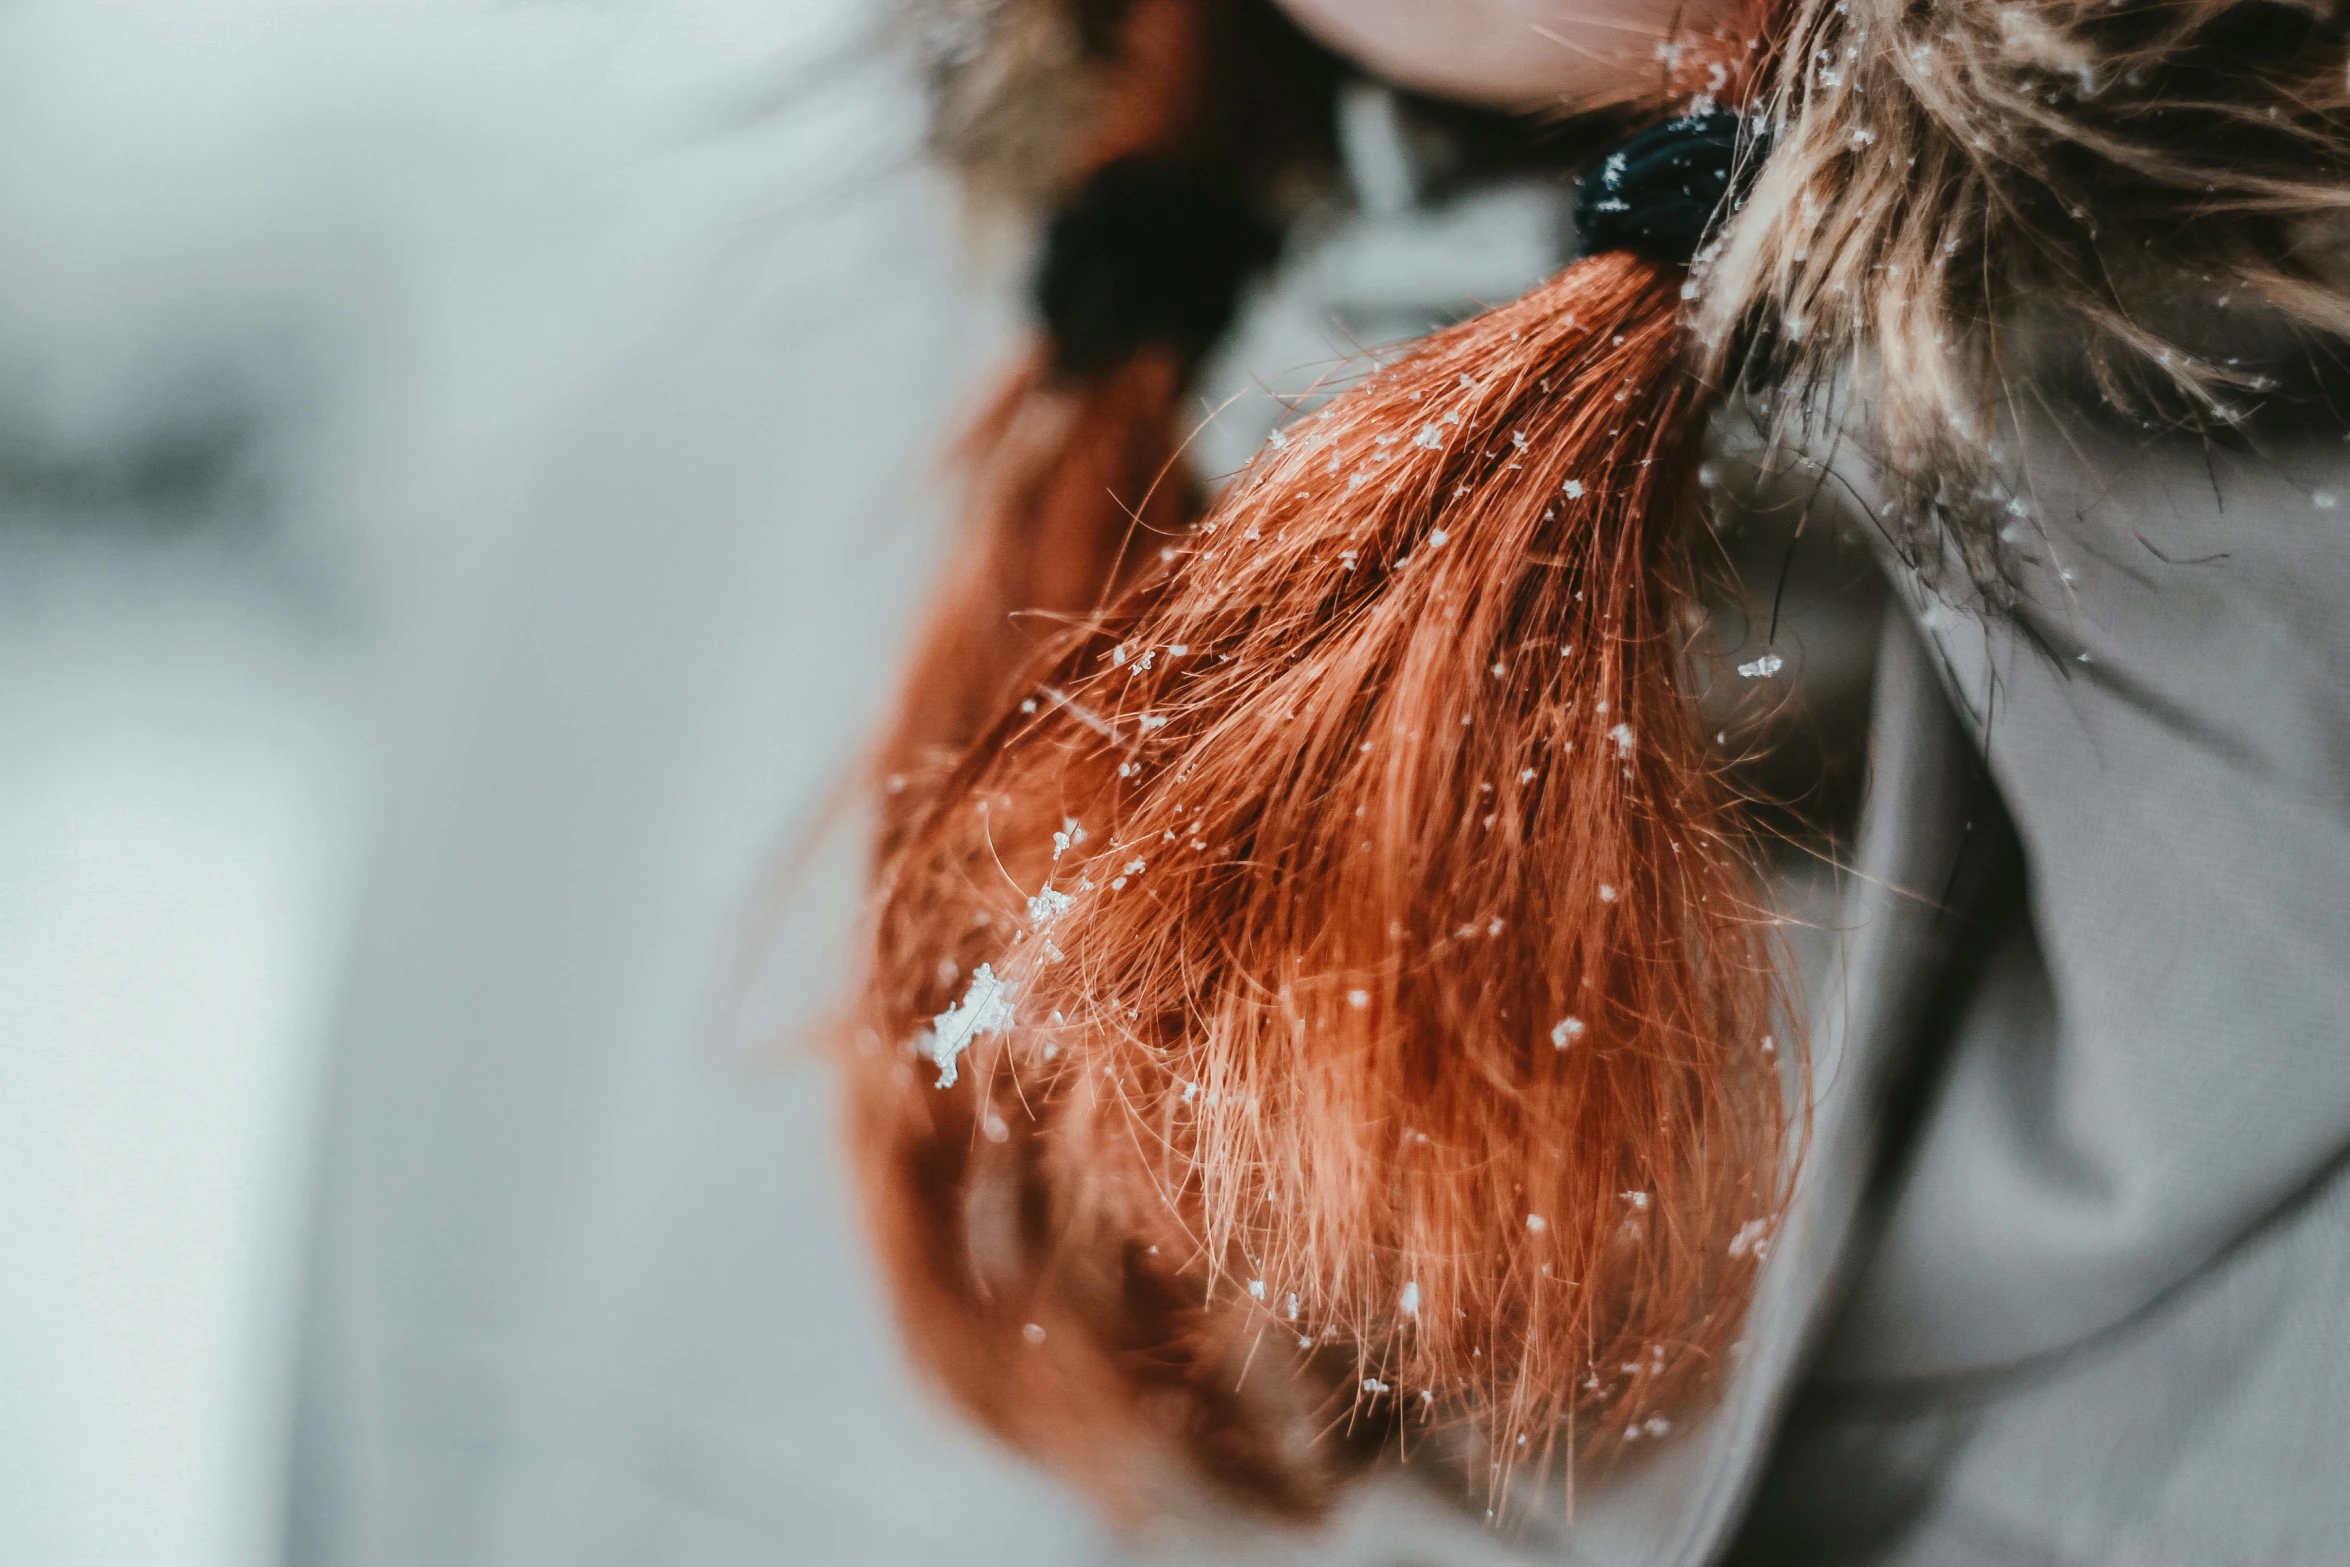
[925,963,1015,1089]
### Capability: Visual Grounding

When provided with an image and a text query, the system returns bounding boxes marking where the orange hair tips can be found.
[852,240,1788,1514]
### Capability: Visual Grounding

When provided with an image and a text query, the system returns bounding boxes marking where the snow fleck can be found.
[1111,643,1129,667]
[1526,1213,1549,1233]
[926,964,1016,1088]
[1415,424,1446,450]
[1400,1280,1421,1318]
[1551,1017,1587,1050]
[1027,887,1074,926]
[1599,884,1620,904]
[1347,989,1372,1010]
[1428,528,1449,548]
[2317,490,2339,510]
[1512,430,1530,450]
[982,1113,1010,1143]
[1728,1218,1772,1260]
[1362,1378,1391,1395]
[1285,1292,1300,1321]
[1022,1323,1046,1344]
[1563,479,1586,499]
[1248,1278,1268,1300]
[1180,1080,1198,1105]
[1737,652,1785,679]
[1608,722,1637,757]
[1268,429,1290,451]
[1122,857,1146,877]
[1622,1190,1651,1210]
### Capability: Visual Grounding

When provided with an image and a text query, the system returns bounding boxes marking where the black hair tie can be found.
[1034,156,1282,377]
[1572,112,1762,267]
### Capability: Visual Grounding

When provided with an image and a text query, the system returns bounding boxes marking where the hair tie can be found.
[1034,156,1282,377]
[1572,111,1761,266]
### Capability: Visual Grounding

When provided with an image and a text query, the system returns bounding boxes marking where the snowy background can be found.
[0,4,925,1561]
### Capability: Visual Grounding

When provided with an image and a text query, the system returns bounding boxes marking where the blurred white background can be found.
[0,3,898,1562]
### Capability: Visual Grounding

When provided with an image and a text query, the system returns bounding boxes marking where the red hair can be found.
[852,0,1789,1522]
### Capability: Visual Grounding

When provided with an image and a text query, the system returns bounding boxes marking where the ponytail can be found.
[878,0,1334,844]
[857,0,1785,1518]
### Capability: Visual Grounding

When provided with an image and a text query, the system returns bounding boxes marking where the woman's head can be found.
[862,0,2350,1524]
